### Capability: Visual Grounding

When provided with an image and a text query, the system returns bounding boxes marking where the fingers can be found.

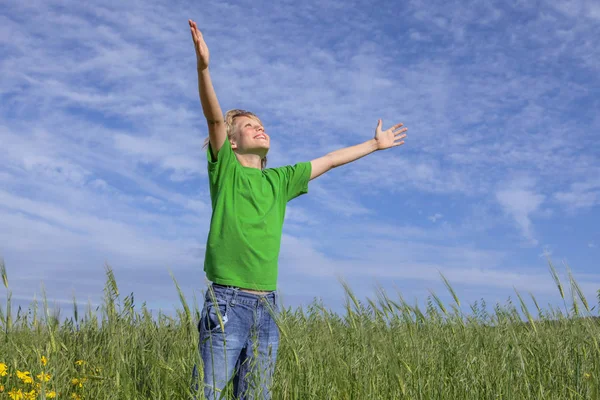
[188,19,203,41]
[392,124,405,133]
[380,121,406,132]
[394,128,408,136]
[189,20,197,40]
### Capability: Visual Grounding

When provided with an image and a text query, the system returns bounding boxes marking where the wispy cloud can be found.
[554,178,600,210]
[496,177,545,246]
[539,246,553,258]
[428,213,443,222]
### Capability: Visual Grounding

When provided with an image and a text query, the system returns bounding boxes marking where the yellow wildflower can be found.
[75,360,84,366]
[41,356,48,366]
[16,371,33,384]
[24,390,37,400]
[0,384,4,392]
[0,362,8,376]
[8,388,23,400]
[71,377,87,388]
[71,393,82,400]
[47,391,57,398]
[584,372,591,380]
[36,372,51,382]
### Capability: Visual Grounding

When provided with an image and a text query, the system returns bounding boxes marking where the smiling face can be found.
[230,115,270,158]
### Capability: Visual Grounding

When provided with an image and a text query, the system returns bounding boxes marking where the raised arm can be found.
[189,19,226,159]
[310,119,408,180]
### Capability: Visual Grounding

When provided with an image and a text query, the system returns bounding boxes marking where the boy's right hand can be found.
[189,19,209,70]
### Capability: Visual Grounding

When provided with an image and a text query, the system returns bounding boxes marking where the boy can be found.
[188,19,407,400]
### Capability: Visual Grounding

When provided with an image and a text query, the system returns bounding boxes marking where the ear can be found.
[229,134,237,150]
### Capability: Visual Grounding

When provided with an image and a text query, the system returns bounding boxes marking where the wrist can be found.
[369,138,379,152]
[197,66,211,80]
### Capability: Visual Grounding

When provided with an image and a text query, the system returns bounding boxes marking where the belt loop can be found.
[230,287,238,306]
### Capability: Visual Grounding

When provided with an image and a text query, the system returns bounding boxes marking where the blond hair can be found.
[203,109,267,169]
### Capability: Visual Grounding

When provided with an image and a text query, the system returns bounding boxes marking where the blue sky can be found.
[0,0,599,317]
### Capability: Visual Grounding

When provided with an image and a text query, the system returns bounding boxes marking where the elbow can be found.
[326,153,338,169]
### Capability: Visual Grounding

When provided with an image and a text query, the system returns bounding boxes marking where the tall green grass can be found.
[0,257,599,399]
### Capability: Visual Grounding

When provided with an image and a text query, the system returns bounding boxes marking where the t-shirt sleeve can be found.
[207,136,234,186]
[280,161,312,202]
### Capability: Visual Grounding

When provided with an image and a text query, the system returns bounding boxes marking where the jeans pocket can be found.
[202,297,228,333]
[263,296,279,317]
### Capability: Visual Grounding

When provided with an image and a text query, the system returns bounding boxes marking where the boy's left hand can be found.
[374,119,408,150]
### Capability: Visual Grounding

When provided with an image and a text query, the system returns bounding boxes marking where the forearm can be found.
[327,139,378,168]
[197,67,224,122]
[310,120,406,181]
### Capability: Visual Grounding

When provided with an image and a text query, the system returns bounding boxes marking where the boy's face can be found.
[231,115,270,158]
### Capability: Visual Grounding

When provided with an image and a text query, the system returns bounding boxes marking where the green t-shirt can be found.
[204,136,311,291]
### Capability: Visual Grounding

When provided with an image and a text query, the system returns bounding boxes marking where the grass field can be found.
[0,258,599,399]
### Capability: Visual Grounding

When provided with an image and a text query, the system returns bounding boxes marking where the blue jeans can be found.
[191,283,280,400]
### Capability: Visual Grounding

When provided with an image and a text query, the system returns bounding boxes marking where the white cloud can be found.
[549,0,600,21]
[555,191,599,210]
[0,189,203,267]
[90,179,109,190]
[428,213,443,222]
[308,181,372,217]
[22,154,91,186]
[143,196,163,205]
[278,232,599,297]
[539,246,553,258]
[554,178,600,210]
[284,205,318,226]
[496,178,545,245]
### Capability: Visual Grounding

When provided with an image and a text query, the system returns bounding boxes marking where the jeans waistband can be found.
[211,283,277,301]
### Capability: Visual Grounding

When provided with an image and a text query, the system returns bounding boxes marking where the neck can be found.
[235,153,262,169]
